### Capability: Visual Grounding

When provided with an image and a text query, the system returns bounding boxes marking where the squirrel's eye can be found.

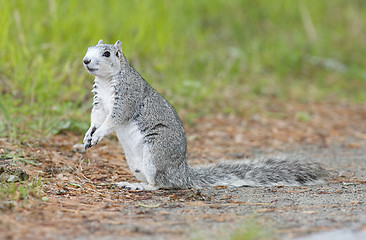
[103,51,110,57]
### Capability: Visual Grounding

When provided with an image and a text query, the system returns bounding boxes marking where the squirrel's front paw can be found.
[83,126,97,149]
[89,127,107,147]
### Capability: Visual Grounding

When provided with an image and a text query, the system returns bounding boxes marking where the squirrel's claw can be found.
[83,135,93,150]
[84,142,92,150]
[83,126,97,150]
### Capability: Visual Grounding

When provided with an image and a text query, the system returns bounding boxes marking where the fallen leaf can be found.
[136,202,161,208]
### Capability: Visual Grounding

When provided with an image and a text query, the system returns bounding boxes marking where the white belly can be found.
[94,77,114,114]
[115,121,146,182]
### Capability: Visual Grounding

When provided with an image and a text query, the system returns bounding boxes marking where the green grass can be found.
[193,220,271,240]
[0,177,45,211]
[229,222,270,240]
[0,149,45,210]
[1,0,366,140]
[0,177,44,202]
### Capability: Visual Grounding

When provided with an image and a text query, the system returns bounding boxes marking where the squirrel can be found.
[82,39,329,190]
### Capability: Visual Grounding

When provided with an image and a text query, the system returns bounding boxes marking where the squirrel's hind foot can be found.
[113,181,158,191]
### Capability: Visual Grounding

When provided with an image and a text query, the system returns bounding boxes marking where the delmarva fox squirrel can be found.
[82,40,328,190]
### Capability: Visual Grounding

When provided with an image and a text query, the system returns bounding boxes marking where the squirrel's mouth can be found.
[86,66,97,72]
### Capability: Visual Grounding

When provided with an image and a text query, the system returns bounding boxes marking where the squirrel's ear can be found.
[98,39,103,45]
[114,40,122,52]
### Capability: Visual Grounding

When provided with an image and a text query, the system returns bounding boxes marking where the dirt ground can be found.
[1,102,366,240]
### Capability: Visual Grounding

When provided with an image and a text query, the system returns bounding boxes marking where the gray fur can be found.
[82,40,329,190]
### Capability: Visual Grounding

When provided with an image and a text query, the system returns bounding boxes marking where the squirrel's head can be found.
[83,39,124,77]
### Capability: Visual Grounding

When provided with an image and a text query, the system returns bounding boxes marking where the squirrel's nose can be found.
[83,58,91,65]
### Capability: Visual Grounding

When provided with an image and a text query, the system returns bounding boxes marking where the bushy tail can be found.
[190,155,329,188]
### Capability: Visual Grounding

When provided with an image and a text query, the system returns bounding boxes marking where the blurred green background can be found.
[1,0,365,140]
